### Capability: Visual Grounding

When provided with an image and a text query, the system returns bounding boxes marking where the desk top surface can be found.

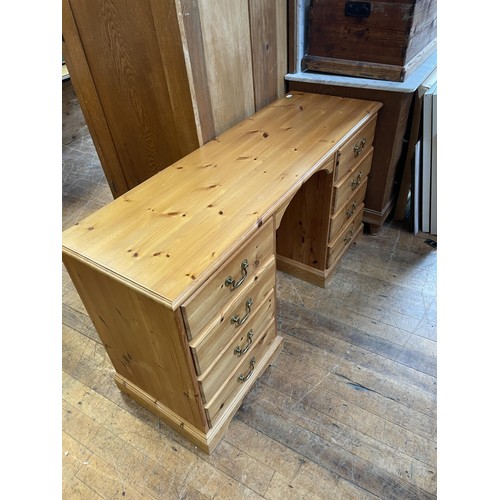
[62,91,382,307]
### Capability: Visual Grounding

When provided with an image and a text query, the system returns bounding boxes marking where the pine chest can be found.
[303,0,437,82]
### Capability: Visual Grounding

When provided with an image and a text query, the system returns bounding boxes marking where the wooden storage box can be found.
[303,0,437,82]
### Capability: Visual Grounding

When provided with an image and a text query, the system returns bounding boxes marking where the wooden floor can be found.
[62,79,437,499]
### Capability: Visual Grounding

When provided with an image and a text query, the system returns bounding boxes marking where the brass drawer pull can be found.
[234,330,254,356]
[346,202,357,218]
[231,298,253,326]
[238,357,256,382]
[225,259,249,290]
[351,172,363,190]
[353,137,366,157]
[344,228,355,245]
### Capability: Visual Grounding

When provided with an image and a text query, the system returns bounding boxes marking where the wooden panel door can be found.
[63,0,288,197]
[63,0,201,195]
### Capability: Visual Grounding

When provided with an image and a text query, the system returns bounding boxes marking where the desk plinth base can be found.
[277,224,364,288]
[115,335,283,454]
[276,255,330,288]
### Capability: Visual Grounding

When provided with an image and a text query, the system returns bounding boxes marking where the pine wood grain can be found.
[62,79,436,498]
[62,257,208,432]
[63,91,383,455]
[287,81,414,234]
[62,92,381,309]
[181,218,275,341]
[64,0,288,197]
[276,169,333,270]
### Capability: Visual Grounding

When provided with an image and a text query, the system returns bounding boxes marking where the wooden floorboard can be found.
[61,78,437,499]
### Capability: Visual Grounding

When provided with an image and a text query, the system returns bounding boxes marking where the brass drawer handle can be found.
[344,228,355,245]
[346,202,357,218]
[351,172,363,190]
[225,259,249,290]
[231,298,253,326]
[238,357,256,382]
[234,329,254,356]
[353,137,366,157]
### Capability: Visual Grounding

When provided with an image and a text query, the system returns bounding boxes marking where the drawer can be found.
[335,115,377,181]
[328,181,367,242]
[327,208,364,269]
[189,258,276,377]
[198,290,275,403]
[181,218,275,341]
[191,274,275,377]
[331,148,373,213]
[204,320,276,427]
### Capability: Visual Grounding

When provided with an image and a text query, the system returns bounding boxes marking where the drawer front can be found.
[198,291,275,403]
[327,208,364,269]
[189,258,276,377]
[205,321,276,426]
[181,218,275,341]
[335,115,377,181]
[332,148,373,213]
[328,181,367,242]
